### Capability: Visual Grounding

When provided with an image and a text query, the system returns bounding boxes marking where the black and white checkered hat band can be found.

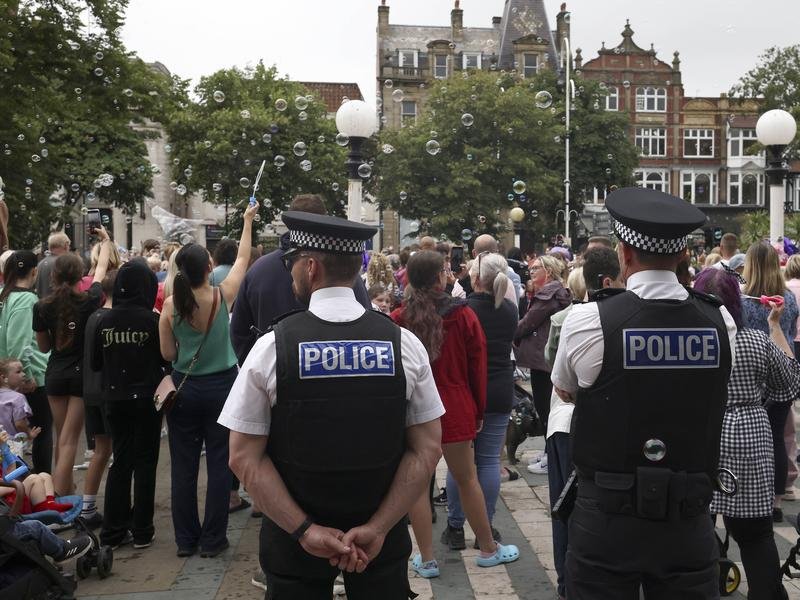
[289,230,365,254]
[614,220,687,254]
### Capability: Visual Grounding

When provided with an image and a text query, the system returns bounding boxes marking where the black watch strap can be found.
[290,517,313,542]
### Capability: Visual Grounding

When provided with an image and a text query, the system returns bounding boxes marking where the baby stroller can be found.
[505,383,545,465]
[782,514,800,581]
[716,528,741,597]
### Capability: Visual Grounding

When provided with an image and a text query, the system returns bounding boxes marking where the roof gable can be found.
[498,0,557,70]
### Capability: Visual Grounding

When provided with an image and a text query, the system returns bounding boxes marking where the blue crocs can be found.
[411,553,440,578]
[476,542,520,567]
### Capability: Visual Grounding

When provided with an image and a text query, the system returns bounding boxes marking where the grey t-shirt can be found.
[35,255,56,298]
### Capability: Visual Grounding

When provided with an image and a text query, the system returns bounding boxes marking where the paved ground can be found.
[56,426,800,600]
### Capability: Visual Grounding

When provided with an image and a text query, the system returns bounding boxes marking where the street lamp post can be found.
[510,206,525,248]
[756,109,797,243]
[335,100,377,222]
[560,37,576,246]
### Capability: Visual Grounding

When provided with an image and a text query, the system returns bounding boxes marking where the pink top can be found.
[787,278,800,342]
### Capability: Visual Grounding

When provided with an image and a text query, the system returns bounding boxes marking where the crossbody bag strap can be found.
[176,288,219,393]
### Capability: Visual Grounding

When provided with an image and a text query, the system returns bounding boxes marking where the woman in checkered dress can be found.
[695,268,800,599]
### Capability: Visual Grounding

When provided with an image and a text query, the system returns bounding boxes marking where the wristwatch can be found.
[290,517,313,541]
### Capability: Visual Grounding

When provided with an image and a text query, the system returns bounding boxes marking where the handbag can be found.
[154,288,219,413]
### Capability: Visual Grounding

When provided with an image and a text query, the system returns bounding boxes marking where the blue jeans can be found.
[446,412,509,528]
[12,519,64,557]
[547,432,572,598]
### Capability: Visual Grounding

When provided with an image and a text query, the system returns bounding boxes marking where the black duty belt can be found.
[577,467,713,521]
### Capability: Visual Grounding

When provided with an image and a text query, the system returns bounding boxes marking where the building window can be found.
[433,54,448,79]
[462,52,481,70]
[635,127,667,157]
[398,50,418,76]
[523,53,538,78]
[682,171,717,204]
[729,128,758,158]
[729,172,764,205]
[400,100,416,126]
[684,128,714,157]
[635,87,667,112]
[605,86,619,111]
[634,169,669,193]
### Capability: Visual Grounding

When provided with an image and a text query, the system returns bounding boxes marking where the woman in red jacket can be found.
[391,250,520,577]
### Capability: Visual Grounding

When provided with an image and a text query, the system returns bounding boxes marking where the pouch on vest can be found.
[636,467,671,520]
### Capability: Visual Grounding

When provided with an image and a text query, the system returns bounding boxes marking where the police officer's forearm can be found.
[367,420,442,536]
[229,431,308,534]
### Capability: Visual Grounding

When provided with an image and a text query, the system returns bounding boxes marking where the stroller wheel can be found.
[96,545,113,579]
[75,554,91,579]
[718,558,741,596]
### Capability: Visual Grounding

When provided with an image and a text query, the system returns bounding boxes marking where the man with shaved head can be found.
[451,234,520,305]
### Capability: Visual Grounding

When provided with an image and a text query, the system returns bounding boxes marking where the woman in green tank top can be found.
[158,202,257,557]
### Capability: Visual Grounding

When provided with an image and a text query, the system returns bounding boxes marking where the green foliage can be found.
[163,62,349,237]
[0,0,188,249]
[371,70,638,243]
[785,213,800,242]
[737,210,770,248]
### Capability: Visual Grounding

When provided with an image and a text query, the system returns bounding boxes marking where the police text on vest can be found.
[623,328,720,369]
[298,340,395,379]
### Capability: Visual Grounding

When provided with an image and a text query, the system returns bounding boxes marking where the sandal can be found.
[476,542,520,568]
[501,467,520,482]
[411,553,440,578]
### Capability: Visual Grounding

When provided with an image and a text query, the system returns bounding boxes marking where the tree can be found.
[737,210,769,248]
[371,69,638,244]
[164,62,351,237]
[0,0,187,249]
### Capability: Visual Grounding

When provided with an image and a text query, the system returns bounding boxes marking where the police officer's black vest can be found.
[269,309,407,526]
[573,290,732,481]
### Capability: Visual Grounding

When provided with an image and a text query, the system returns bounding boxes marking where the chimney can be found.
[555,3,570,54]
[451,1,464,42]
[378,0,390,36]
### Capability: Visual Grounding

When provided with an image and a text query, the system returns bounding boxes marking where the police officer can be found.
[551,188,738,599]
[219,211,444,599]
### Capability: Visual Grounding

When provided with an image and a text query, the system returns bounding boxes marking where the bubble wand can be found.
[250,160,266,207]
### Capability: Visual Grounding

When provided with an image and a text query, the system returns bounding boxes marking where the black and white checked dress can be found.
[710,328,800,518]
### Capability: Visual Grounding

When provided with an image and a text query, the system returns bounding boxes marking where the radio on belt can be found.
[623,328,720,369]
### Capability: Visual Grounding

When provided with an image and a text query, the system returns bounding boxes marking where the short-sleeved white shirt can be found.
[551,270,738,394]
[218,287,445,436]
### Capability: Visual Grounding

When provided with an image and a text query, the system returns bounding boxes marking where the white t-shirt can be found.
[551,270,738,394]
[218,287,445,436]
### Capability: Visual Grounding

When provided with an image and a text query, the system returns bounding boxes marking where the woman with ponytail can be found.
[158,202,257,558]
[33,226,112,495]
[391,250,520,578]
[0,250,52,473]
[442,252,519,540]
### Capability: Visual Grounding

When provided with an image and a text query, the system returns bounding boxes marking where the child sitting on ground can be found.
[0,429,71,514]
[0,359,41,441]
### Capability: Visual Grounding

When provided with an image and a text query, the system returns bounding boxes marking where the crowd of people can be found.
[1,188,800,599]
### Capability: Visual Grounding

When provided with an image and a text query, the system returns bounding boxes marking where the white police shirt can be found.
[551,270,737,395]
[218,286,445,436]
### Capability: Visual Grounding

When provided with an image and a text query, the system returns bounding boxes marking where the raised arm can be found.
[219,202,258,309]
[91,227,112,284]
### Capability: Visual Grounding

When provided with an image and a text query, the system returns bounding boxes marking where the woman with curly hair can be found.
[391,250,519,578]
[33,227,112,495]
[365,251,396,292]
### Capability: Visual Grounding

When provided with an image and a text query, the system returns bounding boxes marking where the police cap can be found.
[281,211,377,255]
[606,187,707,255]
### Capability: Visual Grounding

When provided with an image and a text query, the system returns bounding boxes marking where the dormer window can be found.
[398,50,418,73]
[523,53,538,78]
[462,52,481,70]
[434,54,448,79]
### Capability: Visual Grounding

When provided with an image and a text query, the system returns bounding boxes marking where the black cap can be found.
[281,211,377,255]
[606,187,707,254]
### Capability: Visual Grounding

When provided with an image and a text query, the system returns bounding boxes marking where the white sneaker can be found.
[527,456,548,474]
[84,449,95,460]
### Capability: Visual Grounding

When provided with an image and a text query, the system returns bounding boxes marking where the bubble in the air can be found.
[399,191,408,201]
[67,321,77,330]
[16,134,24,141]
[80,206,89,215]
[295,96,309,111]
[425,140,440,155]
[357,163,372,178]
[38,136,46,144]
[513,180,526,195]
[622,80,631,89]
[382,144,394,154]
[254,214,261,222]
[273,155,286,168]
[262,133,272,144]
[607,153,613,160]
[293,142,307,156]
[335,133,349,147]
[332,183,340,191]
[125,216,133,224]
[235,177,249,189]
[25,178,32,185]
[384,79,393,89]
[176,184,187,196]
[123,88,133,97]
[535,90,553,109]
[31,154,40,162]
[391,89,404,103]
[554,136,561,143]
[275,98,287,111]
[300,160,312,172]
[169,181,178,190]
[86,192,96,202]
[99,173,114,187]
[240,109,251,119]
[212,183,222,192]
[605,168,612,175]
[213,90,225,103]
[531,209,539,218]
[298,111,308,121]
[461,229,473,241]
[164,144,172,153]
[70,183,80,192]
[478,215,486,224]
[461,113,474,127]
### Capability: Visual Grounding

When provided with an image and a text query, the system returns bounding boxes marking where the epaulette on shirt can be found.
[248,309,306,339]
[686,287,724,307]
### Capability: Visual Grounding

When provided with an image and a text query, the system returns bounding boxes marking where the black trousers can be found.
[767,401,791,496]
[529,369,553,432]
[26,386,52,474]
[101,399,162,546]
[723,515,785,599]
[260,516,413,600]
[566,497,719,599]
